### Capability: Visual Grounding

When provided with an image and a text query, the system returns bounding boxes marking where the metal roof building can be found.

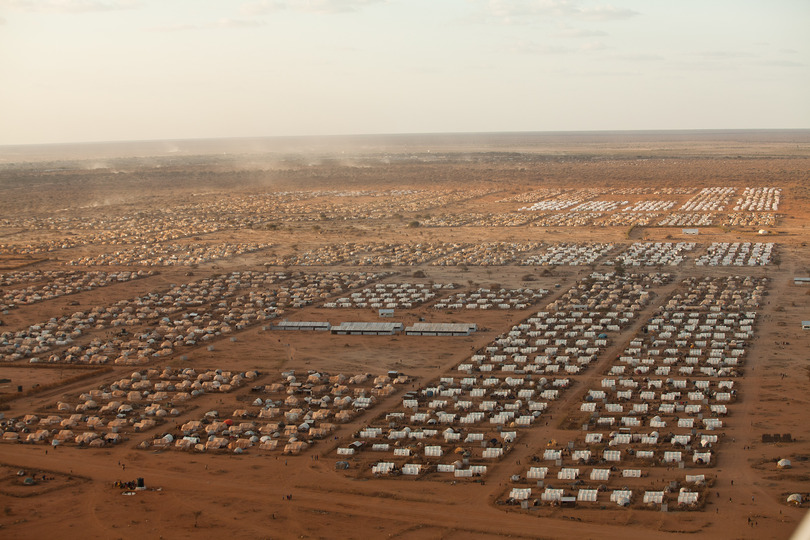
[404,323,477,336]
[271,321,331,331]
[331,322,404,335]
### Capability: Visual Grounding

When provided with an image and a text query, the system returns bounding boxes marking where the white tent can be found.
[425,445,443,457]
[678,491,699,505]
[590,468,610,481]
[510,488,532,501]
[527,467,548,479]
[610,490,632,506]
[372,462,395,475]
[577,489,598,502]
[643,491,664,504]
[402,464,421,475]
[663,451,682,463]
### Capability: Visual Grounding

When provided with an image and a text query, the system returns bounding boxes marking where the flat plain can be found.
[0,130,809,539]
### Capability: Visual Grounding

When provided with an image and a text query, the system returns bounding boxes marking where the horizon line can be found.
[2,127,810,150]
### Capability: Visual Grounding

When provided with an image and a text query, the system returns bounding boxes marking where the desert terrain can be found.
[0,130,808,539]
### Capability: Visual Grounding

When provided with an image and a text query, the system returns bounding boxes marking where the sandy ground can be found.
[0,132,809,539]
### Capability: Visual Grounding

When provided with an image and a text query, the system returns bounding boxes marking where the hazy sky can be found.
[0,0,808,145]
